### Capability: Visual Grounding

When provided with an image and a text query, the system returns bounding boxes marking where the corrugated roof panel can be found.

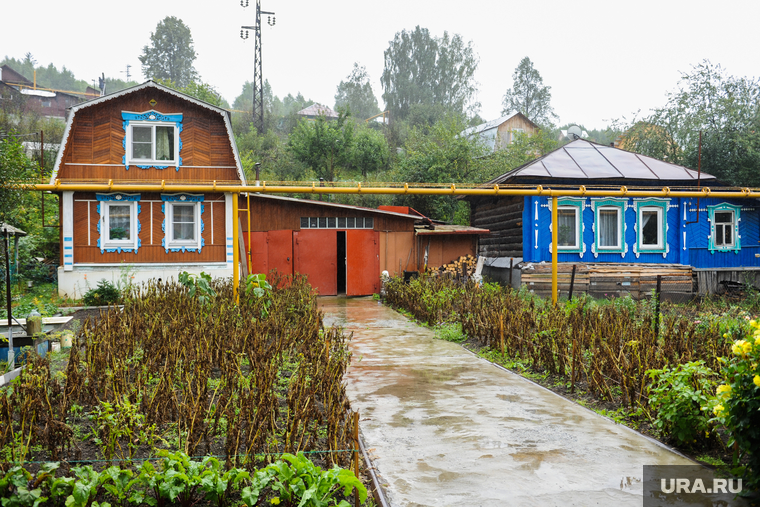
[564,144,623,178]
[539,148,589,178]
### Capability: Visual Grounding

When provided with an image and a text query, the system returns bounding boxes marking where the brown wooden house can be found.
[51,81,244,297]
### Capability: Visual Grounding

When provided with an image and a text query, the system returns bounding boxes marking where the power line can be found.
[240,0,276,134]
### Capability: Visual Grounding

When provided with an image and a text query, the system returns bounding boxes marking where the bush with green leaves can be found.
[646,361,716,446]
[177,271,215,304]
[82,280,121,306]
[708,321,760,490]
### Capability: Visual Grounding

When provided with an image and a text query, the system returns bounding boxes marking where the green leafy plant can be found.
[82,280,121,307]
[244,273,272,318]
[241,452,367,507]
[90,397,158,462]
[0,466,46,507]
[435,322,465,343]
[65,466,107,507]
[708,322,760,490]
[197,456,249,507]
[646,361,716,446]
[178,271,215,305]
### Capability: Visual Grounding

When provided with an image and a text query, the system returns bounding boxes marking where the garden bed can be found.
[0,275,372,505]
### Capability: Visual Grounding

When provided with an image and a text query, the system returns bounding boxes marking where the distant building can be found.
[0,64,93,120]
[297,103,339,120]
[462,112,539,152]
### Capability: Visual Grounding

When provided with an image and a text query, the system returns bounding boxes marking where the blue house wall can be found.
[523,195,760,269]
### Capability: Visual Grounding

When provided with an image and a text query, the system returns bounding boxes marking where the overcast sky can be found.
[3,0,759,129]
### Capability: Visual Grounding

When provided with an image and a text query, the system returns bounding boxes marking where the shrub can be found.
[646,361,716,446]
[82,280,121,306]
[709,321,760,490]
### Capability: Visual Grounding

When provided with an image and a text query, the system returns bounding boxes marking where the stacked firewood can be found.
[436,255,478,278]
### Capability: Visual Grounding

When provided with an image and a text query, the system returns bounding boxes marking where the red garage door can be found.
[267,230,293,278]
[294,230,337,295]
[347,230,379,296]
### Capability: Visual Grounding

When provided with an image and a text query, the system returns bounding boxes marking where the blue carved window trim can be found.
[634,199,669,257]
[591,198,627,257]
[708,203,741,254]
[553,197,585,255]
[96,193,141,254]
[161,194,205,253]
[122,110,183,171]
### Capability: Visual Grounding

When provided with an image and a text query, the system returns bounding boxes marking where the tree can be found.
[617,61,760,186]
[502,57,557,127]
[289,114,355,182]
[334,63,380,121]
[381,26,479,121]
[349,125,389,178]
[157,79,227,108]
[392,115,487,222]
[139,16,198,88]
[0,134,38,227]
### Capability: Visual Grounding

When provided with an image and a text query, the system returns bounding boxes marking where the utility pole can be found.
[240,0,275,134]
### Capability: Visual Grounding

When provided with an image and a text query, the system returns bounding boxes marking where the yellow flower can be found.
[754,375,760,388]
[733,340,749,356]
[271,498,280,506]
[751,320,757,327]
[716,384,732,397]
[743,341,753,355]
[713,404,725,417]
[723,333,729,339]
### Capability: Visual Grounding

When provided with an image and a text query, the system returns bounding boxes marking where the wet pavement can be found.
[319,296,696,507]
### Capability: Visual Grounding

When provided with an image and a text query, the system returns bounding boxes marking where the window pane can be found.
[156,126,174,161]
[132,141,151,160]
[599,208,619,247]
[133,126,151,142]
[174,223,195,241]
[173,204,195,241]
[715,212,733,224]
[557,208,576,247]
[641,210,659,246]
[109,205,131,240]
[347,217,355,228]
[300,217,309,228]
[724,224,732,245]
[310,217,318,228]
[173,204,194,222]
[364,217,373,229]
[327,217,336,228]
[338,217,346,228]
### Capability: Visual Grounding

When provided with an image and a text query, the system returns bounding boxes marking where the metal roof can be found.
[461,112,538,137]
[297,103,338,118]
[490,139,716,183]
[415,224,490,235]
[0,223,27,236]
[246,193,418,219]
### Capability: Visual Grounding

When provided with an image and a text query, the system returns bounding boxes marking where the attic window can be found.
[122,111,183,171]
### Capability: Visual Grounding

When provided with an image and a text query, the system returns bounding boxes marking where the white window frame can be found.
[714,211,736,248]
[166,202,201,249]
[97,196,140,254]
[557,206,580,251]
[637,206,665,251]
[596,206,623,250]
[125,122,179,166]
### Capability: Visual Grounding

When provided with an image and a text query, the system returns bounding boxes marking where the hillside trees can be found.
[381,26,479,121]
[502,57,557,127]
[139,16,198,88]
[619,61,760,186]
[334,63,380,121]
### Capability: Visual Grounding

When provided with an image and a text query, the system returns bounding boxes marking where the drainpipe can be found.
[684,131,703,225]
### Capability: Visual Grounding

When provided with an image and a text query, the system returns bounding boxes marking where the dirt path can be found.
[320,296,698,507]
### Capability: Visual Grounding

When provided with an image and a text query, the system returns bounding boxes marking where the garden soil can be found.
[320,297,723,507]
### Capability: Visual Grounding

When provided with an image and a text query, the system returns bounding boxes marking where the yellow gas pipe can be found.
[14,181,760,302]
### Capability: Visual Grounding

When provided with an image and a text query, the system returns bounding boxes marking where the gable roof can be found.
[246,193,419,220]
[297,103,338,119]
[489,139,716,184]
[461,112,538,137]
[49,80,245,183]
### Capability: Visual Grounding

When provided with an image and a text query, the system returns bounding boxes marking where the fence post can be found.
[353,411,360,507]
[654,275,662,337]
[508,257,513,288]
[568,264,577,300]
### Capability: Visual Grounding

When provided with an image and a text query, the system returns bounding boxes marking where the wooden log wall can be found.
[521,263,694,300]
[471,196,523,258]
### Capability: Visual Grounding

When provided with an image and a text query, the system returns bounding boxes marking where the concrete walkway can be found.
[320,297,696,507]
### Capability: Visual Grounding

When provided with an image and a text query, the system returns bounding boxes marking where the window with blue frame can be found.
[122,111,183,170]
[708,203,741,254]
[592,199,627,256]
[634,199,668,256]
[96,193,141,254]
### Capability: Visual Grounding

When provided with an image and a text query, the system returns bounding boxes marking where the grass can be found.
[0,282,78,319]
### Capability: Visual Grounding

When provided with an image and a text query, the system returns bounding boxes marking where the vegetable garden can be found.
[0,274,368,506]
[385,275,760,490]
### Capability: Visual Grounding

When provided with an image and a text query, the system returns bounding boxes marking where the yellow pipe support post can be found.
[232,193,240,303]
[246,193,252,275]
[551,195,558,305]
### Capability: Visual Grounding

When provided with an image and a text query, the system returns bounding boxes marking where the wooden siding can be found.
[70,191,227,264]
[471,196,523,257]
[495,115,538,149]
[241,196,415,233]
[58,88,239,182]
[379,231,417,275]
[418,235,477,269]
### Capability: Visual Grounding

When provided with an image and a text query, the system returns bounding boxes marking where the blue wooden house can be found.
[467,139,760,295]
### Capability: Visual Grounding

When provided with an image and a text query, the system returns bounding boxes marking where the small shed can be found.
[461,112,539,152]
